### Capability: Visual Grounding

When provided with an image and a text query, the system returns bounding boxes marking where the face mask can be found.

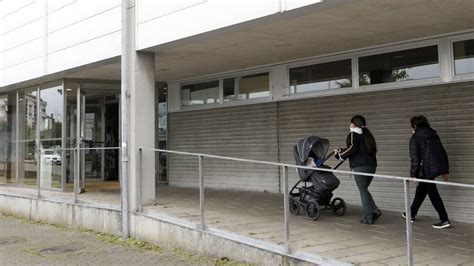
[412,129,415,134]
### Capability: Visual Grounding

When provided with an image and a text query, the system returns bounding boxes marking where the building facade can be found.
[0,0,473,223]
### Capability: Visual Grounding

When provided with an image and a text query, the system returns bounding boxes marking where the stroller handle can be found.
[322,150,346,170]
[320,150,336,165]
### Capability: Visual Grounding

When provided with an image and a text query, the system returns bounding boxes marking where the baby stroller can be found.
[289,136,346,221]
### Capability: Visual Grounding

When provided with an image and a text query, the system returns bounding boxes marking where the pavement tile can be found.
[339,252,393,263]
[302,243,348,253]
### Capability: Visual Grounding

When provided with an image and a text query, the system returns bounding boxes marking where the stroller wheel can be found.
[305,200,320,221]
[330,197,346,216]
[289,199,301,215]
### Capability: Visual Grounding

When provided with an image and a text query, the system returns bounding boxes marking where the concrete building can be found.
[0,0,473,264]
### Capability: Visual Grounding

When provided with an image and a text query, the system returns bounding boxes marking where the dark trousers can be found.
[353,166,379,218]
[411,182,448,221]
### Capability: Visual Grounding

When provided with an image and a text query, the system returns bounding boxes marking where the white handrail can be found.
[138,147,474,189]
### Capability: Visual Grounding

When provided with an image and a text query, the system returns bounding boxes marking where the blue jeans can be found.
[353,166,379,218]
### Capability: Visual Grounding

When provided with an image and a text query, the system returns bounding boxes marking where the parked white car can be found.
[43,150,61,165]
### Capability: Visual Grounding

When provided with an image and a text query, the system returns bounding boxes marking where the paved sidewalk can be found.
[1,185,473,265]
[148,187,474,265]
[0,213,249,266]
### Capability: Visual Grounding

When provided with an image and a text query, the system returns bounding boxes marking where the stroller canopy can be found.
[294,136,330,181]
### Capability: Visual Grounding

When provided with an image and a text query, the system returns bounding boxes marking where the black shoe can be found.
[360,216,374,225]
[402,212,415,222]
[433,220,451,229]
[373,210,382,221]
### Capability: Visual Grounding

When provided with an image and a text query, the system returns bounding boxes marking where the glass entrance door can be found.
[65,83,86,193]
[64,81,121,193]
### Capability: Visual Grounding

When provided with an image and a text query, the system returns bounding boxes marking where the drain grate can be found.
[39,243,85,255]
[0,236,26,245]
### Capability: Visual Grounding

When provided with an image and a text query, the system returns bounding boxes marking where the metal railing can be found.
[137,146,474,266]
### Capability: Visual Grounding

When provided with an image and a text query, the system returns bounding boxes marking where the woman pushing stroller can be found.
[334,115,382,225]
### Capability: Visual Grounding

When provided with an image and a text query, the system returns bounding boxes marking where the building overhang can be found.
[146,0,473,82]
[1,0,472,90]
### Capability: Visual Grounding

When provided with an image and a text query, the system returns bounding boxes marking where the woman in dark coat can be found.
[404,115,451,229]
[335,115,381,224]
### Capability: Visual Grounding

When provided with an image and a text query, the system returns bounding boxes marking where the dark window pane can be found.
[223,73,269,101]
[181,80,220,106]
[358,45,439,86]
[453,39,474,75]
[289,59,352,93]
[0,93,17,184]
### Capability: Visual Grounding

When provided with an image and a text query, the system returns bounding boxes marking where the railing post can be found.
[36,149,41,198]
[137,147,143,212]
[282,165,290,254]
[198,155,205,230]
[73,148,79,203]
[404,180,413,266]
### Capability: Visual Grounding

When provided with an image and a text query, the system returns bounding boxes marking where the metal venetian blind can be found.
[278,82,474,222]
[168,102,280,192]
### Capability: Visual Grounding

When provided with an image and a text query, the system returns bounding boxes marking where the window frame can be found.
[354,39,443,91]
[222,72,271,102]
[180,79,221,107]
[287,57,353,95]
[449,33,474,81]
[179,68,272,110]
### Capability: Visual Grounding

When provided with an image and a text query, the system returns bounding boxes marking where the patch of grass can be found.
[215,256,256,266]
[171,248,257,265]
[172,247,209,263]
[1,212,66,230]
[95,233,165,253]
[248,232,256,236]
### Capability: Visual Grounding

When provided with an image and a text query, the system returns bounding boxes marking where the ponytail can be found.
[362,127,377,155]
[351,115,377,154]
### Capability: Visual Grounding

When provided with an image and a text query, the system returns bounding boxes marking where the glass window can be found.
[453,39,474,75]
[157,84,168,183]
[223,73,270,101]
[0,92,17,184]
[64,82,78,188]
[181,80,220,106]
[358,45,439,86]
[39,83,64,189]
[289,59,352,93]
[18,88,38,186]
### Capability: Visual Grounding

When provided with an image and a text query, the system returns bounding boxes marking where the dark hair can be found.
[410,115,430,129]
[351,115,377,154]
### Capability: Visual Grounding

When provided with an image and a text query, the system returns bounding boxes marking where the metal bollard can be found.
[198,155,205,230]
[282,165,290,254]
[404,180,413,266]
[73,148,78,203]
[137,147,143,213]
[36,149,41,198]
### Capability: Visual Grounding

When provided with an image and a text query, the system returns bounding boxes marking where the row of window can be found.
[181,39,474,107]
[181,73,270,106]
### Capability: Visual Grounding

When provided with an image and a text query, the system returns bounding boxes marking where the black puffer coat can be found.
[410,127,449,180]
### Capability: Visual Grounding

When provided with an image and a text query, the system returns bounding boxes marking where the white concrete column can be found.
[129,52,156,207]
[122,0,156,214]
[271,64,289,100]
